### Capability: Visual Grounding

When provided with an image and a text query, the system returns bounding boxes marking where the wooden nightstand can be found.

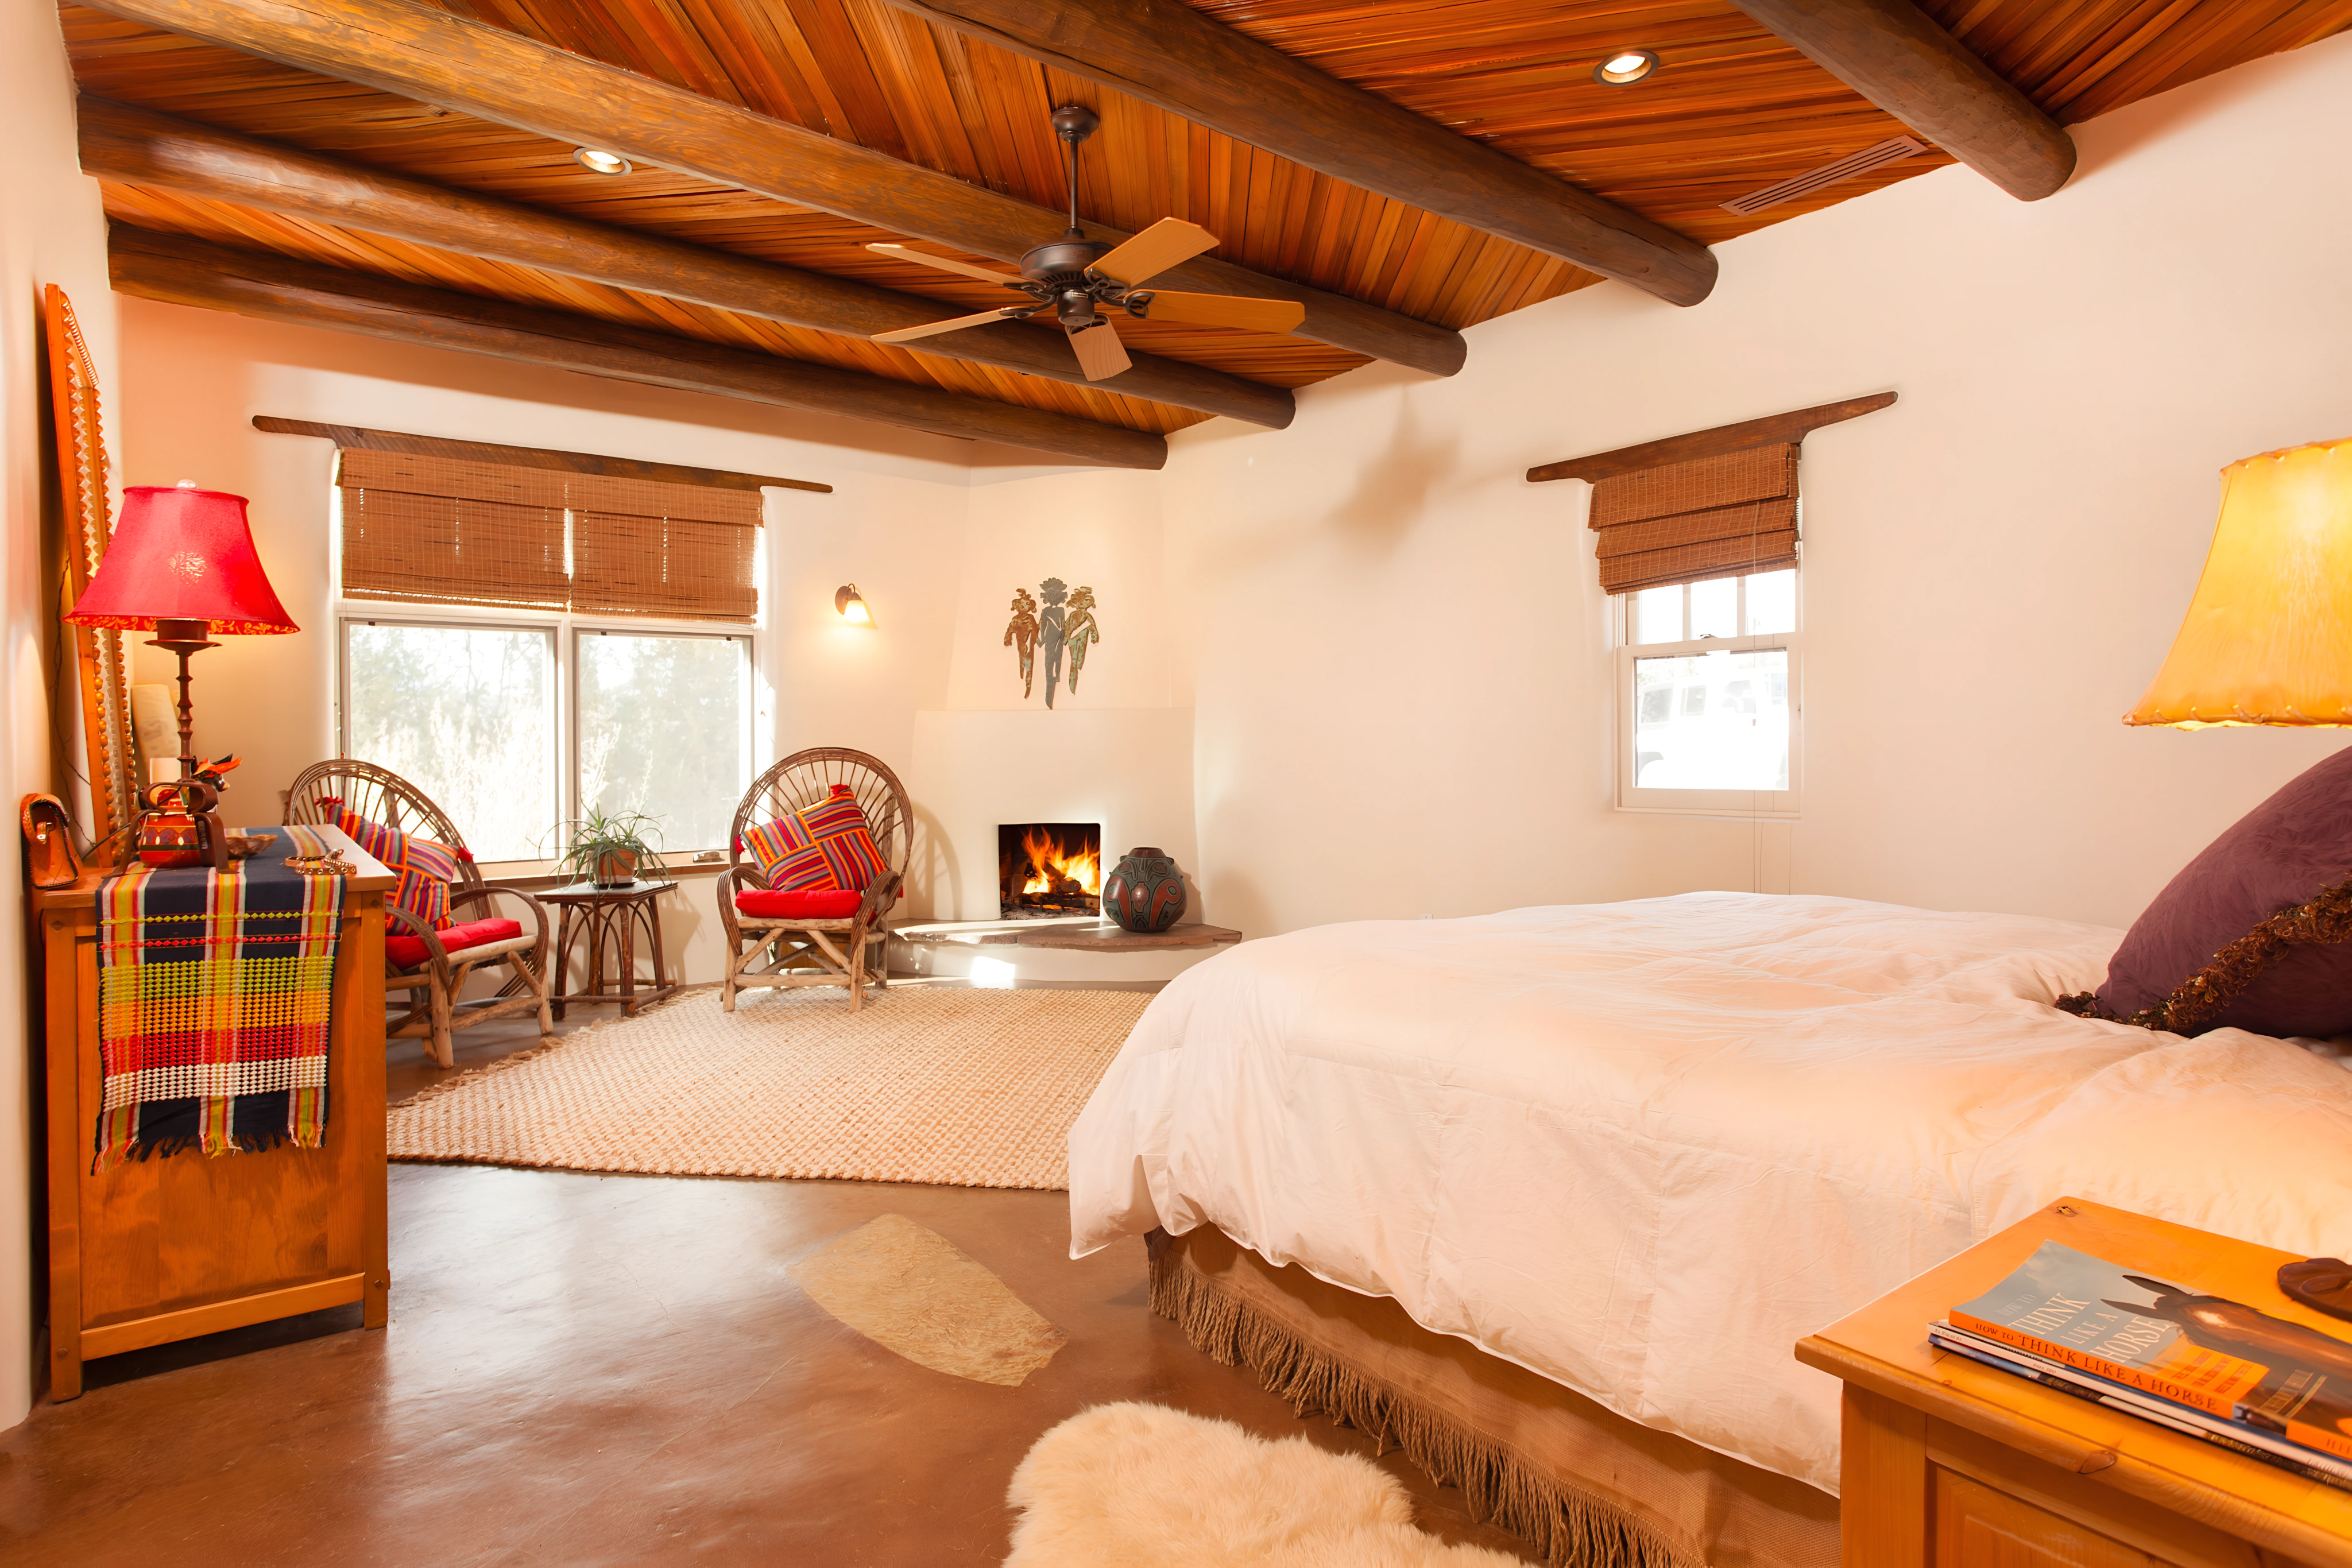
[1796,1198,2352,1568]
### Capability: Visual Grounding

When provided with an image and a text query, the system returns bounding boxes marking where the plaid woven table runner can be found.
[95,824,346,1168]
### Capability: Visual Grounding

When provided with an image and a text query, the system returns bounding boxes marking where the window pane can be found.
[1633,649,1790,792]
[1745,569,1796,635]
[346,624,554,860]
[1689,576,1737,639]
[578,633,746,854]
[1633,585,1682,645]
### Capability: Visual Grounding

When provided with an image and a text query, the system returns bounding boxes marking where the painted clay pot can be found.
[1104,846,1188,933]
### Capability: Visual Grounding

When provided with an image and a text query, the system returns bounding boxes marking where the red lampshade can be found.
[65,483,297,634]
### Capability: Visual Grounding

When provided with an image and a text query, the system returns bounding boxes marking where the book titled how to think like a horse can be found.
[1948,1240,2352,1468]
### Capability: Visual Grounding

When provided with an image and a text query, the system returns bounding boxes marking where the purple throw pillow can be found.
[2095,745,2352,1037]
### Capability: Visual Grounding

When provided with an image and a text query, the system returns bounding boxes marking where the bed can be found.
[1067,892,2352,1566]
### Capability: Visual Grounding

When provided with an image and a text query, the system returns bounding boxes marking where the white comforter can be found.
[1067,892,2352,1494]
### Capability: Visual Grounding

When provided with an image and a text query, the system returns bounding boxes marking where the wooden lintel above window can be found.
[253,417,831,494]
[1526,393,1898,485]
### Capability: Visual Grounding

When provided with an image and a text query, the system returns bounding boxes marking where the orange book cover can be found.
[1953,1241,2352,1454]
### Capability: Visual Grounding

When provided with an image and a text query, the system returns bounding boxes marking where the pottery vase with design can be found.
[1104,846,1188,933]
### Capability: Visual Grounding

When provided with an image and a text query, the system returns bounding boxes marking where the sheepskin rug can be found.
[1004,1403,1531,1567]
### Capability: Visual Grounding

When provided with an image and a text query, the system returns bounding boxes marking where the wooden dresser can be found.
[1798,1198,2352,1568]
[36,828,393,1400]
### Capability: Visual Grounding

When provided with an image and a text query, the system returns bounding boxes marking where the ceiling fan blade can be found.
[865,242,1024,285]
[1092,218,1220,287]
[871,307,1033,344]
[1133,291,1306,334]
[1066,319,1132,381]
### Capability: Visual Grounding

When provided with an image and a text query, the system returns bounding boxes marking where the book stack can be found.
[1932,1241,2352,1490]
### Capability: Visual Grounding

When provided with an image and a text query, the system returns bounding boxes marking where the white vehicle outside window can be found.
[1616,568,1799,816]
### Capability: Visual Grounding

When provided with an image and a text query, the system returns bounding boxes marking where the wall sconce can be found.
[835,584,875,627]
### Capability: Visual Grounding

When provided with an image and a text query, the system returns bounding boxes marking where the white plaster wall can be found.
[1159,31,2352,940]
[943,467,1174,711]
[115,298,979,986]
[907,462,1214,979]
[1,0,118,1432]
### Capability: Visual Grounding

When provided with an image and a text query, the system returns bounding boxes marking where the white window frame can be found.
[337,604,759,874]
[1614,571,1802,818]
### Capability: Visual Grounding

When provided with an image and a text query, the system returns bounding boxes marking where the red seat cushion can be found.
[386,917,524,971]
[736,888,864,919]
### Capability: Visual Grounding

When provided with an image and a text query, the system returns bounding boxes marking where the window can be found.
[342,616,753,867]
[345,622,557,861]
[333,449,764,868]
[1618,569,1800,815]
[577,629,748,853]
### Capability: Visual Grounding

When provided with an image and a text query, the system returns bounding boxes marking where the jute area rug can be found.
[385,985,1151,1190]
[1007,1403,1531,1567]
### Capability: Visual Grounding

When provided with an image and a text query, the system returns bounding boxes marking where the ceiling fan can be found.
[866,105,1306,382]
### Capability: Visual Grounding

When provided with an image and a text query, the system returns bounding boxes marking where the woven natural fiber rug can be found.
[385,985,1152,1189]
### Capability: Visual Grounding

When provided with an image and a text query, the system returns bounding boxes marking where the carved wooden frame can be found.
[43,284,139,846]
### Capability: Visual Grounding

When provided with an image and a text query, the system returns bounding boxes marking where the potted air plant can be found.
[546,806,669,888]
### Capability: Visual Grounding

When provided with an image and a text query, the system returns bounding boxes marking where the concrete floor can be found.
[4,991,1538,1566]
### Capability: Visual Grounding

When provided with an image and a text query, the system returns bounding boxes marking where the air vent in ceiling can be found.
[1719,135,1932,217]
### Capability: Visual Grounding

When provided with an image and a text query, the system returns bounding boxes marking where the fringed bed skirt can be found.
[1147,1226,1838,1568]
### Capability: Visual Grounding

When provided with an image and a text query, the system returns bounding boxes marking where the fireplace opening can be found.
[1000,823,1101,919]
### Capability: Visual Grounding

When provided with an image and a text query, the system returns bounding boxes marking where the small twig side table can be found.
[542,879,679,1020]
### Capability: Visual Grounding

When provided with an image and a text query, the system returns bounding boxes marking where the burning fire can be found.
[1019,825,1100,897]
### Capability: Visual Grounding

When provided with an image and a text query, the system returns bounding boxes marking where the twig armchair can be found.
[719,748,910,1012]
[284,760,554,1067]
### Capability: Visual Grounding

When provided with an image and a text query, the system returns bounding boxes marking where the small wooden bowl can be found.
[226,834,275,860]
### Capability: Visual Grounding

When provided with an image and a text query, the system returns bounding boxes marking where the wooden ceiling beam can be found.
[110,226,1167,470]
[79,97,1291,430]
[72,0,1465,377]
[1728,0,2075,200]
[874,0,1716,308]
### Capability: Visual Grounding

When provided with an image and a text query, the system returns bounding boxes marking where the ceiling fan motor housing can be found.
[1021,235,1113,288]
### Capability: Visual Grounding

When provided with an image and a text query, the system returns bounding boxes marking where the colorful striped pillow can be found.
[328,802,461,929]
[741,812,815,891]
[746,785,887,895]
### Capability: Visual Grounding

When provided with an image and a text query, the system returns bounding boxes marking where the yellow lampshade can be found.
[2126,436,2352,728]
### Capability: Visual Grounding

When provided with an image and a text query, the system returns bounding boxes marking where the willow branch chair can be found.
[719,748,911,1013]
[284,760,554,1068]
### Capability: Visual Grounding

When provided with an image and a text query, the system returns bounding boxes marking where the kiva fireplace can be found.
[1000,823,1101,919]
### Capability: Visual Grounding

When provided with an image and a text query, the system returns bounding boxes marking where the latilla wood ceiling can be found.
[63,0,2352,440]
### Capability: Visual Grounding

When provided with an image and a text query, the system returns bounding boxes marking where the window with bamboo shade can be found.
[337,451,762,623]
[1599,444,1804,815]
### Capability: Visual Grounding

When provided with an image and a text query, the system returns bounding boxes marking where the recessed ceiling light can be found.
[1594,49,1660,86]
[572,147,632,176]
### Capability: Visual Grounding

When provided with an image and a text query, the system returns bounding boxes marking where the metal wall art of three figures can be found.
[1004,577,1100,708]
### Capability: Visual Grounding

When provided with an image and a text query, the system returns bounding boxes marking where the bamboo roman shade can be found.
[338,451,762,622]
[1589,443,1799,594]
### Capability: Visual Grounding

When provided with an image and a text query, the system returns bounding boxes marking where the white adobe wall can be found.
[908,466,1210,981]
[1,0,118,1435]
[1154,29,2352,939]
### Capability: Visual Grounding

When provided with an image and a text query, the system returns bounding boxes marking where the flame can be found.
[1018,825,1099,897]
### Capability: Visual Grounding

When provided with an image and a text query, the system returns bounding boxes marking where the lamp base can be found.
[145,617,217,779]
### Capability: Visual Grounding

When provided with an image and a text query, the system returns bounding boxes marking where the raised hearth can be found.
[1000,822,1100,919]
